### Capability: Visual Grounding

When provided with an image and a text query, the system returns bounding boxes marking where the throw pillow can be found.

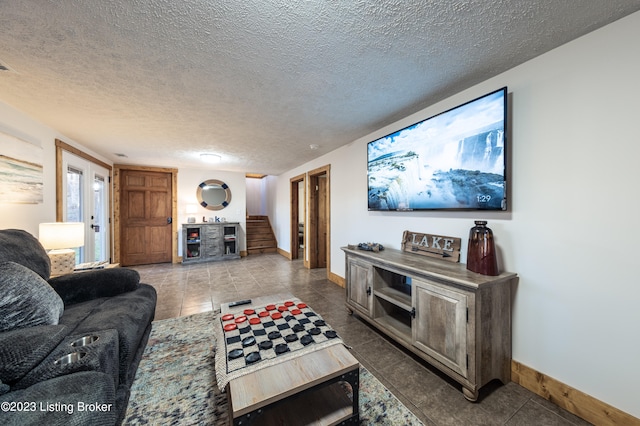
[0,261,64,332]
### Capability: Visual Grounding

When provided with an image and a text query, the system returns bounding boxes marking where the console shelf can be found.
[182,223,240,264]
[343,246,517,401]
[374,287,411,311]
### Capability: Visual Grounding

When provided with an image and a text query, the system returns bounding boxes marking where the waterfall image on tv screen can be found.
[367,87,507,211]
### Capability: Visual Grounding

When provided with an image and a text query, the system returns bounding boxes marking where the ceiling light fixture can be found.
[200,153,221,163]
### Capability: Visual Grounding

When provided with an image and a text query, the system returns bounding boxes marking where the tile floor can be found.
[132,254,591,426]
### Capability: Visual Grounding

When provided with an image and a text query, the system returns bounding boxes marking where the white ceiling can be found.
[1,1,639,175]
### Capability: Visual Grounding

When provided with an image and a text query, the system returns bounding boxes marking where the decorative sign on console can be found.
[401,230,461,263]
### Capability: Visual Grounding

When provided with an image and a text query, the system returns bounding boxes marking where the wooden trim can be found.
[55,144,64,221]
[328,271,345,288]
[511,360,639,425]
[114,164,178,174]
[54,139,114,260]
[112,168,121,264]
[277,247,291,259]
[113,164,179,264]
[307,165,330,177]
[307,164,331,278]
[55,139,114,221]
[170,169,179,264]
[324,165,331,277]
[55,139,112,170]
[290,173,305,261]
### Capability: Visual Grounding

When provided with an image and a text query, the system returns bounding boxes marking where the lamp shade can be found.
[39,222,85,250]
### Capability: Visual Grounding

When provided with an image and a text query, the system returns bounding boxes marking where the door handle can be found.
[167,217,172,224]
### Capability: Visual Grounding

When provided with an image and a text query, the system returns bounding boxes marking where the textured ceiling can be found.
[1,1,639,175]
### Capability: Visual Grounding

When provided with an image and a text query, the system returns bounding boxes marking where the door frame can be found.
[308,164,330,273]
[289,173,306,261]
[113,164,179,265]
[55,139,113,261]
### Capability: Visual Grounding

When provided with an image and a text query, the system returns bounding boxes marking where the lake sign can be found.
[401,230,461,263]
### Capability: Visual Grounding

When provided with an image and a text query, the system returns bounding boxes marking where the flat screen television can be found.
[367,87,508,211]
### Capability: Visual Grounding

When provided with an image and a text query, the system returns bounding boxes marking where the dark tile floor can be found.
[132,254,591,426]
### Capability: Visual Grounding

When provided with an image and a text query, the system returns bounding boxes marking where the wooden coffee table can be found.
[221,295,360,425]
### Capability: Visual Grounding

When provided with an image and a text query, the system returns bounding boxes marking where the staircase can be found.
[246,215,277,255]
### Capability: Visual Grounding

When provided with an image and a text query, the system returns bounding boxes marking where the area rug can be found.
[123,310,424,425]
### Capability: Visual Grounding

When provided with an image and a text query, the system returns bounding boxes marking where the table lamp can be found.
[39,222,85,276]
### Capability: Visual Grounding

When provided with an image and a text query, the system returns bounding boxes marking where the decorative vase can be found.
[466,220,499,276]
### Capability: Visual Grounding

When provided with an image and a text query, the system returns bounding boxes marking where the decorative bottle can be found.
[466,220,499,276]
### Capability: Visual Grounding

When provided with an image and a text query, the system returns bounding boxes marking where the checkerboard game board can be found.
[219,300,341,375]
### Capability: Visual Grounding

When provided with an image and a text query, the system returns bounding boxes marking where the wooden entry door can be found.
[120,169,173,266]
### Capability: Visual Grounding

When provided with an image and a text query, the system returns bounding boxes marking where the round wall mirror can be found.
[196,179,232,210]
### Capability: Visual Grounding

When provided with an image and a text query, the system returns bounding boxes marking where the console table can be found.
[342,246,517,401]
[181,222,240,264]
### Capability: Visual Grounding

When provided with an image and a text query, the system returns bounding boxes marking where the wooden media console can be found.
[343,246,517,401]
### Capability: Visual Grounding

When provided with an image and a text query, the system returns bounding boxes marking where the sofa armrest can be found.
[0,371,116,426]
[48,268,141,306]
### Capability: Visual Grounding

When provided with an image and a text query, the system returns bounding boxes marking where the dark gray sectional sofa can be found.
[0,229,157,425]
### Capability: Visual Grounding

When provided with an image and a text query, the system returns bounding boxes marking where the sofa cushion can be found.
[0,261,64,333]
[60,284,157,386]
[49,268,141,306]
[0,229,50,280]
[0,324,68,384]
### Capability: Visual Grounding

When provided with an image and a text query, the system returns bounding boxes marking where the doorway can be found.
[115,167,177,266]
[56,140,112,264]
[308,165,330,270]
[290,173,305,261]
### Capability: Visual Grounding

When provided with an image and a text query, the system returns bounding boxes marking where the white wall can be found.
[0,103,248,254]
[271,12,640,418]
[176,168,247,253]
[0,102,111,236]
[246,177,267,216]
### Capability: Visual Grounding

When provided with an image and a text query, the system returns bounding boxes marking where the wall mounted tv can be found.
[367,87,508,211]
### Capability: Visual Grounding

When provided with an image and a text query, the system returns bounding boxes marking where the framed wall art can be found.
[0,130,43,204]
